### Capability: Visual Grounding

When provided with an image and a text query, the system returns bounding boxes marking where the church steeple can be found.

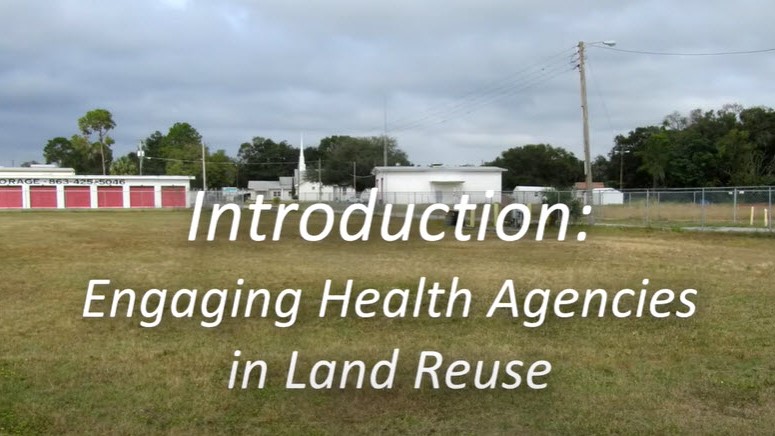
[298,133,306,173]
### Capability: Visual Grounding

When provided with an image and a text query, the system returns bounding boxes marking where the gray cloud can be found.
[1,0,774,168]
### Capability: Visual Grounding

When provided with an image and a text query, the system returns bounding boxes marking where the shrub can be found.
[545,189,583,225]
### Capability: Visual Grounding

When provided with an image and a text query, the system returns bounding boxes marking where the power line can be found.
[383,46,577,132]
[388,56,576,132]
[388,51,574,131]
[586,58,614,134]
[394,65,574,133]
[144,155,293,166]
[143,154,355,168]
[591,45,775,56]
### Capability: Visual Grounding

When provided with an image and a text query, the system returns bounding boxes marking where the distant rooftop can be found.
[574,182,606,190]
[0,166,76,175]
[373,166,505,174]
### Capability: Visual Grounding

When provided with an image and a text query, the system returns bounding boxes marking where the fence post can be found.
[701,188,706,228]
[733,188,737,224]
[646,189,650,227]
[656,191,661,224]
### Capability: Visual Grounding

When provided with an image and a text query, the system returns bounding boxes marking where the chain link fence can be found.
[571,187,774,230]
[282,186,775,231]
[16,184,765,231]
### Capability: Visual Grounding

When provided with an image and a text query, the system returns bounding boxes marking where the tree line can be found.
[487,104,775,190]
[598,104,775,188]
[42,104,775,191]
[42,109,410,190]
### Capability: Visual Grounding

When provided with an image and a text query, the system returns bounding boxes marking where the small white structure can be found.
[247,177,294,201]
[0,167,193,209]
[513,186,555,205]
[592,187,624,205]
[372,165,505,204]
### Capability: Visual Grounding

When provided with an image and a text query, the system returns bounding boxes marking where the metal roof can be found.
[372,166,505,174]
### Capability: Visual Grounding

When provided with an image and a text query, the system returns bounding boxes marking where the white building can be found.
[293,143,353,202]
[513,186,555,205]
[0,166,194,209]
[572,182,625,205]
[246,141,354,202]
[247,177,294,201]
[592,187,625,205]
[372,166,506,204]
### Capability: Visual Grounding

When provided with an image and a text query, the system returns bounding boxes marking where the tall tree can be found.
[603,104,775,188]
[110,155,138,175]
[610,127,658,189]
[314,135,410,191]
[43,137,76,168]
[737,106,775,184]
[161,122,206,188]
[139,131,166,175]
[237,137,298,186]
[485,144,583,190]
[206,149,238,189]
[592,155,611,186]
[43,135,106,174]
[638,130,671,188]
[78,109,116,175]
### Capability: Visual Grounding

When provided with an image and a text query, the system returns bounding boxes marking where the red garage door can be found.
[0,186,23,208]
[161,186,186,208]
[97,186,124,208]
[30,186,57,208]
[64,186,91,208]
[130,186,155,208]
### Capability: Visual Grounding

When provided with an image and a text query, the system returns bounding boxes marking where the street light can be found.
[577,39,615,224]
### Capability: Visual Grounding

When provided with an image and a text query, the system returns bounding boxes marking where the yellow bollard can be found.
[750,206,755,226]
[468,206,476,228]
[765,209,769,227]
[493,203,500,227]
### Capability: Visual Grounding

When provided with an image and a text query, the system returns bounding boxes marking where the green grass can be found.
[594,201,774,229]
[1,210,774,434]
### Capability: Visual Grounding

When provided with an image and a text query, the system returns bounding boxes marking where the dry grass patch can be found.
[1,210,773,434]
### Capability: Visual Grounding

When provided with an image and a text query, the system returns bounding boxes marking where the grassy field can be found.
[1,209,774,434]
[594,201,774,228]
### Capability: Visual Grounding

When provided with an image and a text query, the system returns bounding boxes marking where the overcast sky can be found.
[2,0,775,168]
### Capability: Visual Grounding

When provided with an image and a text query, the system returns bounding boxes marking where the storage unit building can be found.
[0,186,23,208]
[0,167,194,209]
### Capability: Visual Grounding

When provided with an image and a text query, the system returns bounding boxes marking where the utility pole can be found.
[201,142,207,191]
[318,158,322,201]
[137,141,145,176]
[577,41,594,224]
[383,95,388,167]
[619,143,624,190]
